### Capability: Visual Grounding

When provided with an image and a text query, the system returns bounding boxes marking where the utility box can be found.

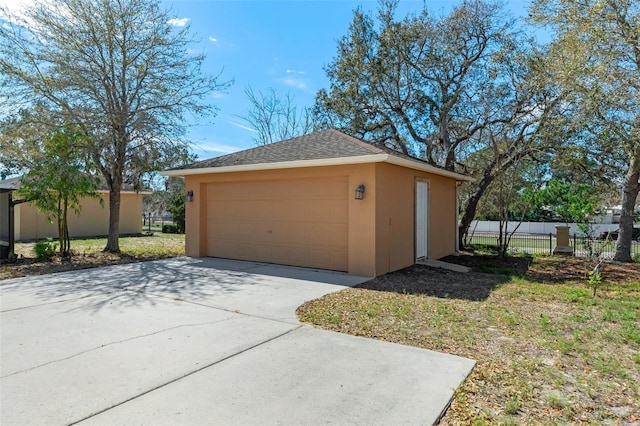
[553,225,573,256]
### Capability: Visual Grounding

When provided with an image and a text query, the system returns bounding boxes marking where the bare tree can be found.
[242,86,314,145]
[0,0,230,252]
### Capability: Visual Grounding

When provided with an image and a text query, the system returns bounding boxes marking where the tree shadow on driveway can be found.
[0,257,270,313]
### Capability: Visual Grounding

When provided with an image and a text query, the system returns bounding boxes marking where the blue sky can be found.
[164,0,533,160]
[0,0,533,160]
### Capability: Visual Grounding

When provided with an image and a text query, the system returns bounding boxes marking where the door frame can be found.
[415,178,429,261]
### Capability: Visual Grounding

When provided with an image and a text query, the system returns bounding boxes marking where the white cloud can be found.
[167,17,189,27]
[280,77,307,90]
[0,0,34,16]
[225,119,258,133]
[0,0,48,26]
[193,141,240,156]
[208,36,217,43]
[286,69,306,75]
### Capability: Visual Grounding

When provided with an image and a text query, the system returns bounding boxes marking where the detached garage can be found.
[164,129,471,277]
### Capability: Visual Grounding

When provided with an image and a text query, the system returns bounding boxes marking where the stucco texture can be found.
[15,192,143,241]
[184,162,458,277]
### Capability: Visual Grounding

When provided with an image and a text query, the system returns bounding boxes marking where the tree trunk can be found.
[104,186,121,253]
[57,196,64,255]
[458,173,497,249]
[613,153,640,262]
[62,197,70,257]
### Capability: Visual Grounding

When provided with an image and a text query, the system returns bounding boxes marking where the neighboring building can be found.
[164,129,472,277]
[1,177,146,241]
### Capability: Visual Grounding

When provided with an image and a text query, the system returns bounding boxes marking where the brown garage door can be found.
[205,177,348,271]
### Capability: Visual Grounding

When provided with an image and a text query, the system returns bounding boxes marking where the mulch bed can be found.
[0,252,171,280]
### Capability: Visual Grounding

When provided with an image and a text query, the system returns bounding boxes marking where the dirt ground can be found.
[359,254,640,301]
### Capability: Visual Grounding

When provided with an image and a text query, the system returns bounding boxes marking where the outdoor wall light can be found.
[355,184,365,200]
[186,190,194,202]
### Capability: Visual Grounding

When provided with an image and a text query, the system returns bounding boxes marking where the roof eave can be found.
[383,155,474,182]
[161,154,388,176]
[162,153,474,182]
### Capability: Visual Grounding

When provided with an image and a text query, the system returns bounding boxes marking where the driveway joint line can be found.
[1,317,238,379]
[133,289,302,326]
[0,293,99,313]
[69,325,303,426]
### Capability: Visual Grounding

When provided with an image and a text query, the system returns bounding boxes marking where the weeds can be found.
[33,238,57,260]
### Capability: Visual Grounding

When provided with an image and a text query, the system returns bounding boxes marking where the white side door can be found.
[416,180,429,260]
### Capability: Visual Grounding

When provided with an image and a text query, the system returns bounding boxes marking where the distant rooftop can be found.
[0,177,20,191]
[0,176,147,193]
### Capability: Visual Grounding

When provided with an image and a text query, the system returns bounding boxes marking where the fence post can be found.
[573,234,576,256]
[549,233,552,255]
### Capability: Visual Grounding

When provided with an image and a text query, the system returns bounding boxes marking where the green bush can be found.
[34,238,58,260]
[162,223,178,234]
[167,193,185,233]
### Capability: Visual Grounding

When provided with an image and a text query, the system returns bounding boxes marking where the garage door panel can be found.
[207,179,346,201]
[212,201,345,224]
[206,177,348,271]
[308,224,348,247]
[211,222,346,247]
[209,240,348,272]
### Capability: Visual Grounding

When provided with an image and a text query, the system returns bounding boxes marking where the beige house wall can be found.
[185,164,378,276]
[426,173,458,259]
[185,162,459,277]
[373,163,457,276]
[15,192,143,241]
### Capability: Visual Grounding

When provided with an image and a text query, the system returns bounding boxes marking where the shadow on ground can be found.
[356,264,510,301]
[0,258,268,313]
[356,255,533,301]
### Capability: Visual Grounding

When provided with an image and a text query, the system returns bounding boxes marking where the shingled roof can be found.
[0,176,148,193]
[165,128,472,181]
[0,177,20,191]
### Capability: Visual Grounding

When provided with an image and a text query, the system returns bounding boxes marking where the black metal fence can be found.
[142,214,173,231]
[466,231,640,259]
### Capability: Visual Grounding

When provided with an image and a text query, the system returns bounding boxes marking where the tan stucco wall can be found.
[185,162,459,277]
[426,173,458,259]
[185,164,378,276]
[15,192,143,241]
[374,163,457,276]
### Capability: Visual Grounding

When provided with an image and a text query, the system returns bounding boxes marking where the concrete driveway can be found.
[1,257,475,425]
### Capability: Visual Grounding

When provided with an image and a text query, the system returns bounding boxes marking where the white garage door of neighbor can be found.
[205,177,349,271]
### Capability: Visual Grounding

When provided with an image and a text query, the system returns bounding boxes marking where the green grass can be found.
[297,257,640,425]
[1,233,185,280]
[13,233,184,258]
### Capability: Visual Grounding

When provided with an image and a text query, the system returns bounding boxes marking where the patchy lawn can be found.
[297,255,640,425]
[0,233,184,280]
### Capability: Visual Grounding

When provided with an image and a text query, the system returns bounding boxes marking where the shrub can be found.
[167,192,185,233]
[34,238,58,260]
[162,223,178,234]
